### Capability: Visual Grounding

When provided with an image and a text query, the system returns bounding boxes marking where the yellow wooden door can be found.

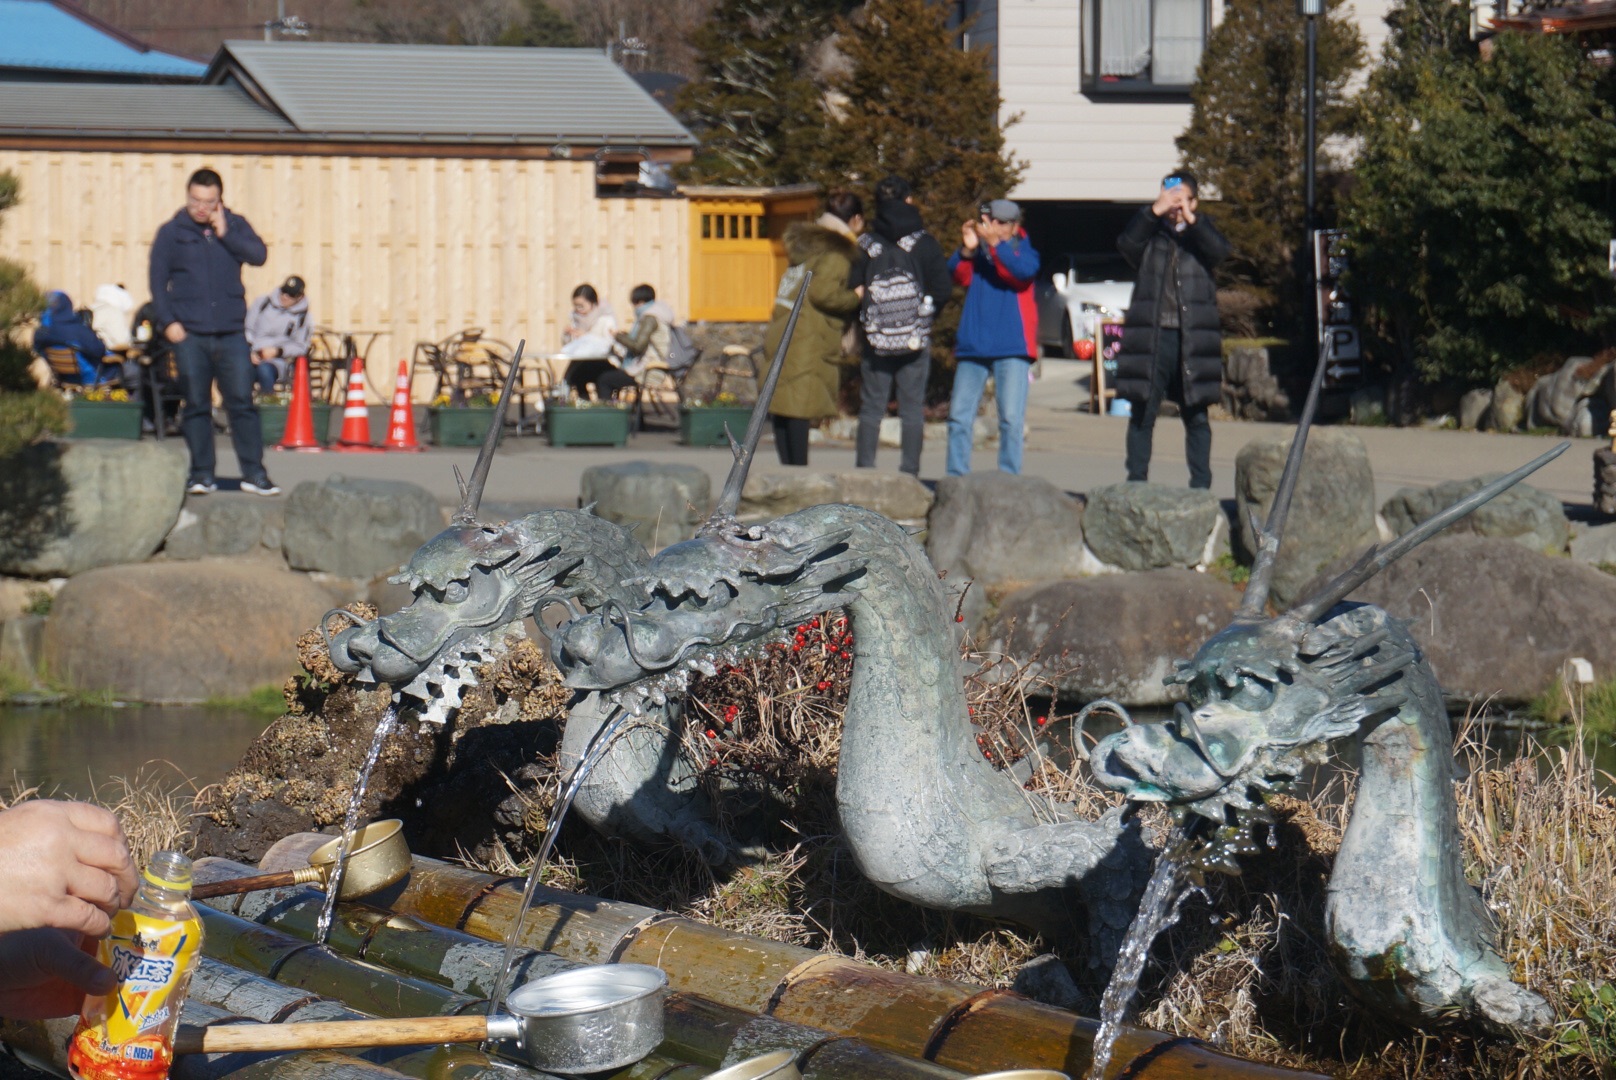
[688,199,778,322]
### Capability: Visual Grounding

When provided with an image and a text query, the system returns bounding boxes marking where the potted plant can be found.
[257,390,334,446]
[679,391,752,448]
[547,397,633,447]
[67,385,142,439]
[427,390,499,447]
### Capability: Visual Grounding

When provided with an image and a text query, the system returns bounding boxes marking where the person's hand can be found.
[164,322,186,344]
[1152,184,1186,218]
[961,220,979,253]
[0,929,113,1020]
[854,285,865,299]
[208,203,228,236]
[0,801,136,938]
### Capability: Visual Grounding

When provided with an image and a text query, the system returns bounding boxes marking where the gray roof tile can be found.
[0,84,292,136]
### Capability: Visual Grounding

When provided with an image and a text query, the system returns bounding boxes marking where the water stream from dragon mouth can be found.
[1087,819,1198,1080]
[482,702,638,1024]
[315,705,399,946]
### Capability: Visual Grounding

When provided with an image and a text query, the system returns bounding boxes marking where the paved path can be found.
[198,359,1597,514]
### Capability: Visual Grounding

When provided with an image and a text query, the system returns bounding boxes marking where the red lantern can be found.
[1073,338,1096,361]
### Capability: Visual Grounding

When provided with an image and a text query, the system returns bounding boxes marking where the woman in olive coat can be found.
[762,192,864,466]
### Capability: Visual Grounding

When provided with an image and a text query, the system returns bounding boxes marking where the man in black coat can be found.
[850,175,952,476]
[149,167,275,497]
[1114,171,1231,489]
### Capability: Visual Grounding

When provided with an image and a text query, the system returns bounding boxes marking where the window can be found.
[1083,0,1207,95]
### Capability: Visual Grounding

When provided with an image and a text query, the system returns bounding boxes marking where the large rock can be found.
[1525,357,1600,435]
[1381,474,1569,555]
[740,469,932,524]
[1595,448,1616,517]
[581,461,711,549]
[1301,534,1616,704]
[0,439,186,577]
[987,571,1242,705]
[1487,379,1525,433]
[1221,345,1290,422]
[41,561,332,702]
[1458,388,1492,431]
[163,497,274,561]
[282,475,442,579]
[1082,483,1226,572]
[928,473,1088,632]
[1571,521,1616,567]
[1233,428,1378,608]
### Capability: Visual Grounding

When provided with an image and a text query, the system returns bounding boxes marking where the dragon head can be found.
[548,512,866,711]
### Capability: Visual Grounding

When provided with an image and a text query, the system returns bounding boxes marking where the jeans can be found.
[857,351,930,476]
[1124,329,1212,489]
[771,414,810,466]
[174,331,265,484]
[251,356,286,394]
[946,356,1030,476]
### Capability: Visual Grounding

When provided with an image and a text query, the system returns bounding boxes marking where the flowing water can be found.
[314,705,399,946]
[1087,820,1199,1080]
[484,703,636,1020]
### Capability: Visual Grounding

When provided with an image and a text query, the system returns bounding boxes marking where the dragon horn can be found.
[702,271,812,534]
[453,339,525,525]
[1287,440,1570,623]
[1237,336,1330,618]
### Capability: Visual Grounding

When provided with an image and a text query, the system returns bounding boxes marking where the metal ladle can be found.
[191,820,410,901]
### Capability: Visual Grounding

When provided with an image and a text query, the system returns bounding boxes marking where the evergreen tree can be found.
[813,0,1021,233]
[497,0,583,46]
[1175,0,1363,327]
[1344,3,1616,388]
[0,171,65,458]
[678,0,848,185]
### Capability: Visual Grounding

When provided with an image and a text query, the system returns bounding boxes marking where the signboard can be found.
[1315,229,1360,388]
[1092,321,1125,413]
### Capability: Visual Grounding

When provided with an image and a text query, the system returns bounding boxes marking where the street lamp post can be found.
[1299,0,1323,352]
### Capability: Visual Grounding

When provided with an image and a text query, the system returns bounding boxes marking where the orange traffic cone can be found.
[382,359,422,452]
[276,354,323,452]
[333,355,381,452]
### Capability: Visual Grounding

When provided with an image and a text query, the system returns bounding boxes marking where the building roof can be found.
[0,0,204,79]
[0,83,292,136]
[208,41,695,146]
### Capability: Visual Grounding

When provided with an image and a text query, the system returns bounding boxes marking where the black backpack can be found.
[859,231,931,356]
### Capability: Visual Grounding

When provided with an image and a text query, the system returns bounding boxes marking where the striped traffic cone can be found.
[275,354,322,451]
[333,355,381,452]
[382,359,423,452]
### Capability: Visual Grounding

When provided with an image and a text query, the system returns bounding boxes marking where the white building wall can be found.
[999,0,1394,203]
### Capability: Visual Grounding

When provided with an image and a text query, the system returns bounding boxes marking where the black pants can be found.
[856,351,929,476]
[1124,329,1212,489]
[771,414,810,466]
[564,359,636,400]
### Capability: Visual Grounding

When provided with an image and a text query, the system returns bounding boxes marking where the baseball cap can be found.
[986,199,1022,224]
[280,275,305,298]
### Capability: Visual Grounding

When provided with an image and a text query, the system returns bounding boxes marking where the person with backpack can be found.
[851,176,952,477]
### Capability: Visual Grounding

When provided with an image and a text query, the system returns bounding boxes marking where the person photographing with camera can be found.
[1113,171,1230,489]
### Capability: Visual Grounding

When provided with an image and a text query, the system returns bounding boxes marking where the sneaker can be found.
[186,479,217,496]
[240,476,281,497]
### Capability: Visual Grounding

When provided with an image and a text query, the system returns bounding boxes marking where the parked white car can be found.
[1035,274,1135,358]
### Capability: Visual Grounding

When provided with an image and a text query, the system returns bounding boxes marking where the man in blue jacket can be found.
[33,292,114,385]
[946,199,1040,476]
[149,168,277,496]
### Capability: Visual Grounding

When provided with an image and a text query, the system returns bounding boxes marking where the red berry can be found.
[1036,715,1047,726]
[956,614,964,623]
[705,729,717,739]
[968,706,975,715]
[816,681,830,691]
[708,758,718,767]
[982,749,992,759]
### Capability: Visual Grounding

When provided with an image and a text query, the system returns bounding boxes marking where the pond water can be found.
[0,703,274,800]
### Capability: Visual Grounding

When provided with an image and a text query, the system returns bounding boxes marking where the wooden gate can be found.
[684,184,818,322]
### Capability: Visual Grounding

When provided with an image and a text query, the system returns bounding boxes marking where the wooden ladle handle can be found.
[191,866,321,900]
[174,1014,496,1054]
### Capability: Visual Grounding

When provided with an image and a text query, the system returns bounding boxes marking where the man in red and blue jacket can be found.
[946,199,1040,475]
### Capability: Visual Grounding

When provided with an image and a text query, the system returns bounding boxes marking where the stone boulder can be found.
[986,571,1242,705]
[1302,534,1616,704]
[1487,379,1526,433]
[164,497,276,560]
[1082,483,1226,572]
[1381,475,1569,555]
[1571,521,1616,567]
[282,475,442,579]
[581,461,711,549]
[740,469,933,525]
[0,439,186,577]
[1221,345,1290,422]
[1596,448,1616,518]
[41,561,332,702]
[928,473,1088,632]
[1525,357,1601,436]
[1233,428,1378,607]
[1458,388,1492,431]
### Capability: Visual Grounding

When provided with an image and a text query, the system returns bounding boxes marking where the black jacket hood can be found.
[873,198,926,242]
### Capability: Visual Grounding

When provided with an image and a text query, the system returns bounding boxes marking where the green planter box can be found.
[428,407,495,447]
[547,405,632,447]
[67,399,142,439]
[259,403,334,446]
[679,405,753,447]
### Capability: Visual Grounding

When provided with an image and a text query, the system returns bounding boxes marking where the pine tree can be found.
[497,0,583,46]
[1174,0,1363,327]
[678,0,848,185]
[1344,3,1616,388]
[813,0,1021,233]
[0,171,64,458]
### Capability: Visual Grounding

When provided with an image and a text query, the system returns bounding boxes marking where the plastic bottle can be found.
[68,851,204,1080]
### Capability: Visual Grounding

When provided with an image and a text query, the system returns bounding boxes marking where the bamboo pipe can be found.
[174,1015,523,1056]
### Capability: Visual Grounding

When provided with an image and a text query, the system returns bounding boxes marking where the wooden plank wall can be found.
[0,150,688,401]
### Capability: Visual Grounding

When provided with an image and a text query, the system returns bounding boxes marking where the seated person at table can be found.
[562,283,634,399]
[34,291,115,385]
[613,284,679,375]
[244,275,312,394]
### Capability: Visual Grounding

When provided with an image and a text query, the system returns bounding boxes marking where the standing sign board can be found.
[1315,229,1361,387]
[1092,321,1125,413]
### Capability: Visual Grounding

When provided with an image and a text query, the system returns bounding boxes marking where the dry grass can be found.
[2,765,199,868]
